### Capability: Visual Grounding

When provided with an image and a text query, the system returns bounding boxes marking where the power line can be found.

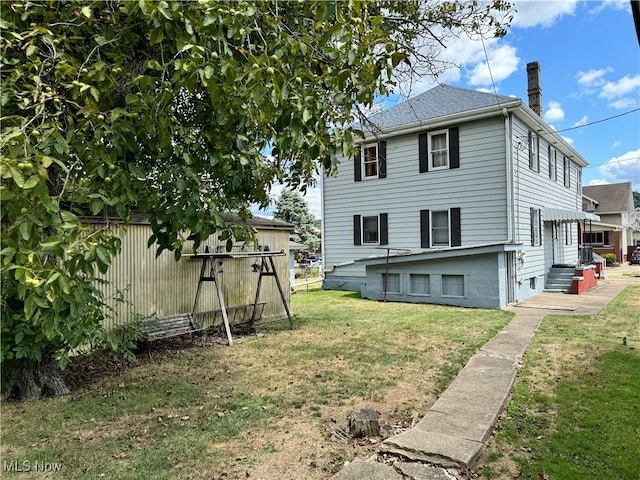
[480,35,502,110]
[552,108,640,134]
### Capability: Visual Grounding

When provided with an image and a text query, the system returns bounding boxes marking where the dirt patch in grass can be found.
[3,290,512,480]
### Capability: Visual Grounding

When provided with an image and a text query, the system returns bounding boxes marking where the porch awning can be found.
[543,208,600,223]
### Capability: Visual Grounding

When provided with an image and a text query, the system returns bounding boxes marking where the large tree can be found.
[0,0,512,399]
[273,190,319,254]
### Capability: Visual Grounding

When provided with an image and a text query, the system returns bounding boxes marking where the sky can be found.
[256,0,640,219]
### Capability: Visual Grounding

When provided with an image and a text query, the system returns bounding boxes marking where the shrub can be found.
[602,253,617,265]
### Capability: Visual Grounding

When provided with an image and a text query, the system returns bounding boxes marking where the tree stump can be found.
[348,409,381,438]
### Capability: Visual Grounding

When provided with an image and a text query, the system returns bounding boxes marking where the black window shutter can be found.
[379,213,388,245]
[449,127,459,169]
[530,207,535,246]
[538,210,542,244]
[536,136,540,173]
[378,141,387,178]
[450,207,461,246]
[354,147,362,182]
[419,133,429,173]
[353,215,361,245]
[420,209,430,248]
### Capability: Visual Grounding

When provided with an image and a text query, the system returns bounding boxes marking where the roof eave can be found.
[510,103,589,167]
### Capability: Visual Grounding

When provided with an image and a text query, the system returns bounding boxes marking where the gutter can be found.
[511,103,589,167]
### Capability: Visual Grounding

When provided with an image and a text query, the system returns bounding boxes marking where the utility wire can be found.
[480,35,502,110]
[551,108,640,134]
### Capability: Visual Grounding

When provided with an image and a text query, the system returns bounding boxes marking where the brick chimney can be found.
[526,61,542,116]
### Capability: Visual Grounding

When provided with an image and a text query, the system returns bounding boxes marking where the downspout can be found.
[504,108,514,244]
[504,108,519,304]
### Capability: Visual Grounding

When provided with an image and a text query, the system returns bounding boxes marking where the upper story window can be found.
[548,145,557,181]
[528,131,539,172]
[429,130,449,170]
[576,169,581,194]
[419,127,459,173]
[363,144,378,178]
[354,141,386,181]
[420,208,461,248]
[563,156,571,187]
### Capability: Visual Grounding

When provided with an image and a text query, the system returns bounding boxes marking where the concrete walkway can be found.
[332,264,639,480]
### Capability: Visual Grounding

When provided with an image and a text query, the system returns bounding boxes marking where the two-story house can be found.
[322,64,599,309]
[582,182,636,262]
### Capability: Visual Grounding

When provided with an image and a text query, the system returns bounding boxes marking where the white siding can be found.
[510,115,583,289]
[324,116,508,277]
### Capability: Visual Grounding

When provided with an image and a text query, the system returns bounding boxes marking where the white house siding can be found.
[509,115,583,299]
[323,116,508,287]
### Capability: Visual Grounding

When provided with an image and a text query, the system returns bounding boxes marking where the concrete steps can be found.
[544,266,575,293]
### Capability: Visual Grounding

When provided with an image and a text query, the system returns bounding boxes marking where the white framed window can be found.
[362,144,378,179]
[428,130,449,170]
[382,273,401,294]
[563,156,571,187]
[362,215,380,244]
[442,274,465,297]
[565,223,572,245]
[576,169,581,194]
[409,274,430,295]
[431,210,450,247]
[528,131,539,172]
[530,208,541,246]
[548,146,557,180]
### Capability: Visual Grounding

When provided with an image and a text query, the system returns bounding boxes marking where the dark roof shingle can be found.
[582,182,634,213]
[364,84,518,131]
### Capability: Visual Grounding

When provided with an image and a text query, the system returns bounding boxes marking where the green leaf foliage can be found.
[0,0,511,395]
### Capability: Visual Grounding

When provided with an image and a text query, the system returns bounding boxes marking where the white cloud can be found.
[599,74,640,99]
[576,68,613,87]
[511,0,578,28]
[543,101,565,122]
[612,140,622,148]
[587,178,609,186]
[598,149,640,190]
[573,115,588,127]
[466,44,520,86]
[609,97,639,110]
[589,0,631,14]
[561,135,574,145]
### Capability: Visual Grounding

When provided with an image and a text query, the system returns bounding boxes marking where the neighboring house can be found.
[582,182,636,262]
[632,207,640,247]
[322,63,599,309]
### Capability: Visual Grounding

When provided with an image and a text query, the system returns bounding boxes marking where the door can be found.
[552,221,563,265]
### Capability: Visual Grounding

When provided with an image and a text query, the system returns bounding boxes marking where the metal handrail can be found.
[592,251,607,279]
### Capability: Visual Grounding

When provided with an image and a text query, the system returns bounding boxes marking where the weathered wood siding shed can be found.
[87,215,293,330]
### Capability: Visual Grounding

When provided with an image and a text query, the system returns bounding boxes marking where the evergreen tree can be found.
[273,190,319,254]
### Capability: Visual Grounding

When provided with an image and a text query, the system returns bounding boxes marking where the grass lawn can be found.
[475,286,640,480]
[0,289,511,480]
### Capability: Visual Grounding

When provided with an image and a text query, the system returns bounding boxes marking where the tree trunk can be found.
[348,409,381,438]
[13,357,70,401]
